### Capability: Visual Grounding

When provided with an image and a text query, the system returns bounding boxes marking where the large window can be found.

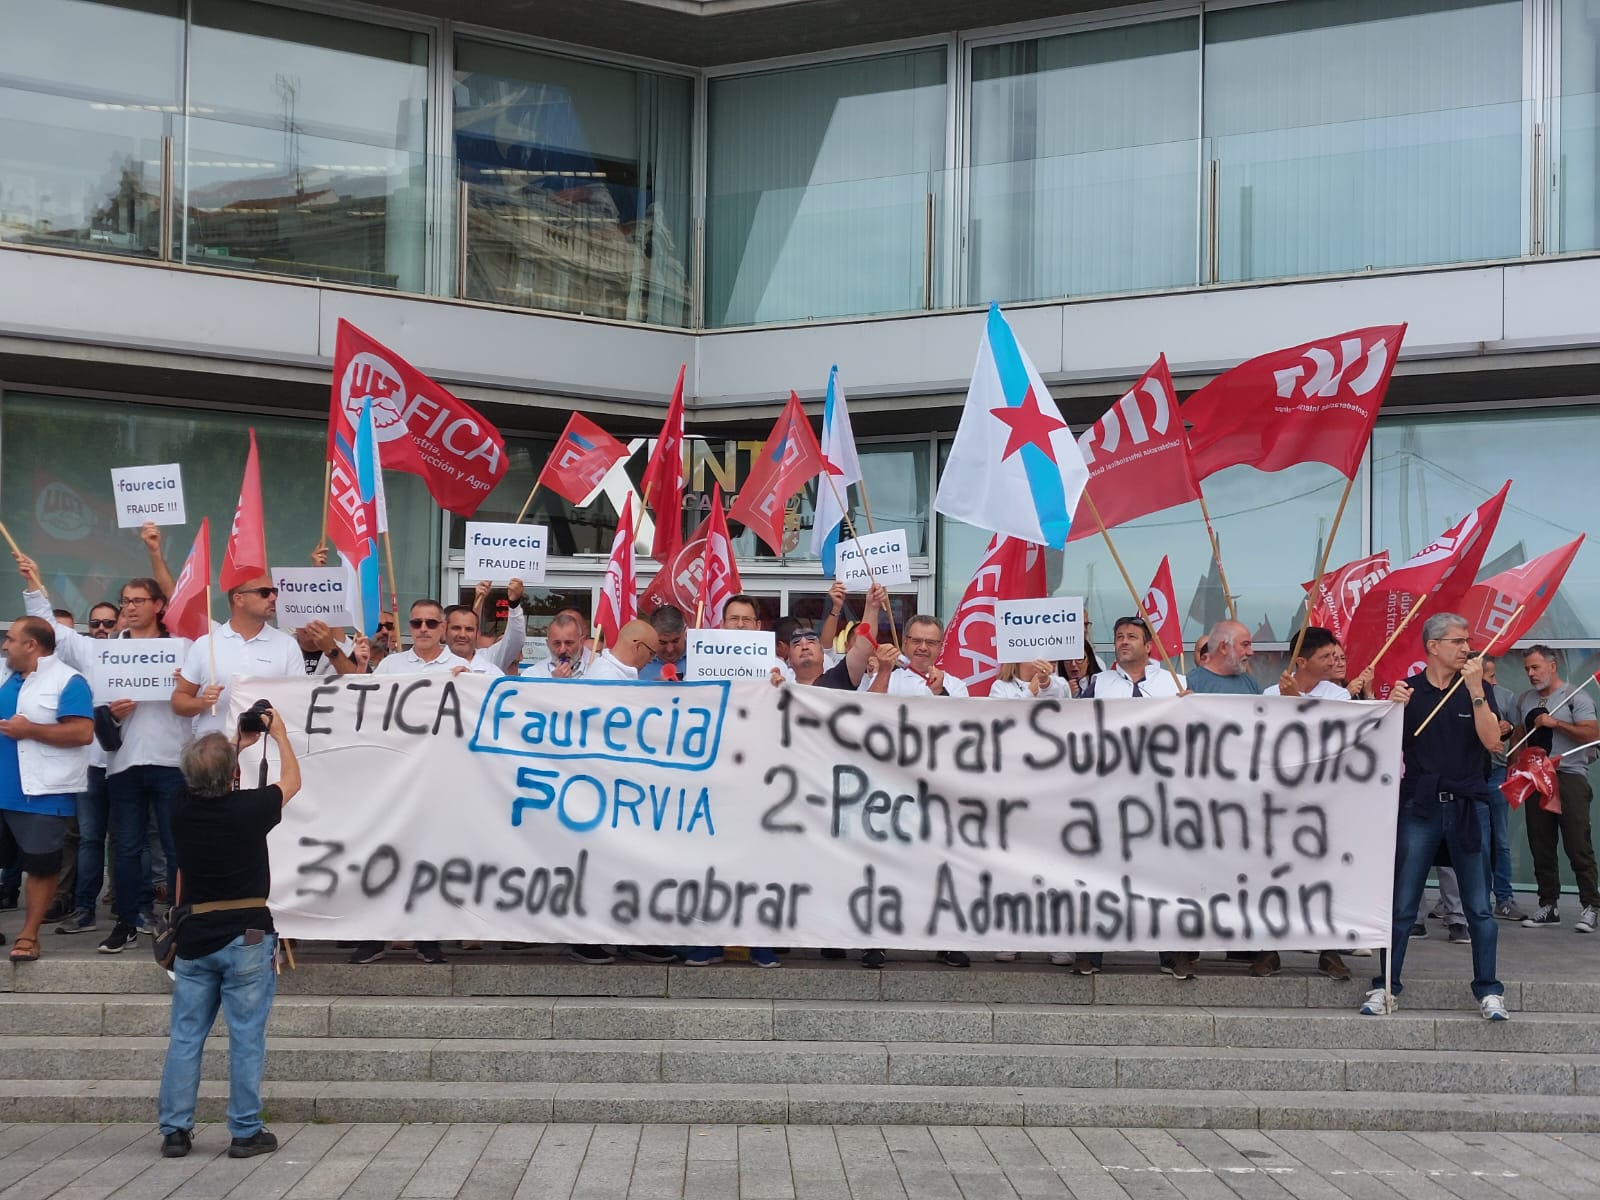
[454,40,692,327]
[1560,0,1600,251]
[0,0,183,257]
[706,49,948,327]
[967,18,1200,304]
[1204,0,1523,282]
[0,393,438,622]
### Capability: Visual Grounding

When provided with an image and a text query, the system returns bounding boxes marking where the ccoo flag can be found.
[327,399,382,635]
[596,495,638,645]
[164,518,213,642]
[728,392,824,555]
[810,366,863,573]
[539,413,630,506]
[219,428,267,590]
[935,304,1089,549]
[698,484,742,628]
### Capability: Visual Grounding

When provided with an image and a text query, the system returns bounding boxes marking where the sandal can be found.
[8,936,39,962]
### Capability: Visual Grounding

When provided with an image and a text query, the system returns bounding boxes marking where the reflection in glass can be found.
[0,393,438,622]
[1560,1,1600,251]
[1372,409,1600,641]
[0,0,182,256]
[706,50,948,327]
[453,39,692,326]
[184,0,429,289]
[968,18,1199,303]
[1205,0,1522,282]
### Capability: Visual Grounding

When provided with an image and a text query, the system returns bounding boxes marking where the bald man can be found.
[1185,620,1262,696]
[585,620,659,681]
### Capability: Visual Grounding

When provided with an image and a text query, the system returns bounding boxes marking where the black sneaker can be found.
[97,924,138,954]
[0,893,17,912]
[161,1129,191,1158]
[1408,923,1428,939]
[228,1130,278,1159]
[43,898,69,923]
[348,942,386,964]
[936,950,971,969]
[567,944,614,965]
[414,942,447,965]
[621,945,677,964]
[861,948,887,969]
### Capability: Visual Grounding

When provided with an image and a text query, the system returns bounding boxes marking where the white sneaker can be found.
[1577,907,1597,934]
[1347,947,1373,957]
[993,951,1017,962]
[1049,952,1074,966]
[1359,988,1396,1016]
[1480,995,1510,1021]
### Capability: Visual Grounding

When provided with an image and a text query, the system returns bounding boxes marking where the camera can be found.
[238,699,274,735]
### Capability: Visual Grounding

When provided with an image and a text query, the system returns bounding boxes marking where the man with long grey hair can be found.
[157,713,300,1160]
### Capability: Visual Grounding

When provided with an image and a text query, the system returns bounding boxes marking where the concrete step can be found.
[5,994,1597,1053]
[1,1035,1594,1095]
[8,954,1600,1011]
[1,1079,1595,1131]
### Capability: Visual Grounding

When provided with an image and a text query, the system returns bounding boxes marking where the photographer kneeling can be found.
[157,701,300,1160]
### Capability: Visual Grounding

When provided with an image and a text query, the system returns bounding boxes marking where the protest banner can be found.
[994,597,1085,663]
[89,638,185,701]
[463,522,549,583]
[110,464,185,528]
[686,629,776,681]
[273,567,352,627]
[835,529,912,589]
[235,677,1401,953]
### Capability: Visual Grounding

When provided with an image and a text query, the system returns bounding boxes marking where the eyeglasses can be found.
[1434,637,1472,646]
[120,596,153,607]
[905,636,941,649]
[788,632,820,645]
[88,618,117,630]
[378,622,396,632]
[235,587,278,600]
[410,617,442,630]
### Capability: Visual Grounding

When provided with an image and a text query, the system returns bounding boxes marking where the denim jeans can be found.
[1375,796,1502,1000]
[74,767,110,914]
[1485,766,1513,904]
[158,932,277,1138]
[108,765,181,927]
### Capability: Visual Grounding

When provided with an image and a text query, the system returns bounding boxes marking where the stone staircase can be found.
[2,951,1597,1130]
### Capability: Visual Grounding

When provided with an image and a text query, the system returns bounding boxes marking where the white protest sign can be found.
[686,630,776,681]
[273,567,352,627]
[464,522,548,584]
[239,676,1402,953]
[110,464,185,528]
[835,528,912,589]
[89,638,185,701]
[995,596,1084,663]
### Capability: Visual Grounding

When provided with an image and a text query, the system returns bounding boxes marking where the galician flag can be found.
[934,303,1089,549]
[810,365,863,574]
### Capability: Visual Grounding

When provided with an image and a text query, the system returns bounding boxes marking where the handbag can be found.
[152,895,270,970]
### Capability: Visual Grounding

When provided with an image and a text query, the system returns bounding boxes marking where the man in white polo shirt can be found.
[172,577,303,738]
[1079,614,1186,698]
[442,580,526,676]
[371,600,470,676]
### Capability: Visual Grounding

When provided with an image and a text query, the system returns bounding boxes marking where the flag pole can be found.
[826,473,897,646]
[205,583,217,715]
[1085,492,1183,687]
[317,461,331,552]
[1355,591,1432,685]
[1507,671,1600,756]
[383,530,401,646]
[1194,492,1239,625]
[1288,472,1358,667]
[1413,605,1525,736]
[514,482,542,525]
[0,521,43,592]
[856,477,878,534]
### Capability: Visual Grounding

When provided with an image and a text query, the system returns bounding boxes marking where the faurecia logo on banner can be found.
[994,596,1084,663]
[686,630,776,681]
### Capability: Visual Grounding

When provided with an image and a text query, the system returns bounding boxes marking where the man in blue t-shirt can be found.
[0,617,95,962]
[1185,621,1263,696]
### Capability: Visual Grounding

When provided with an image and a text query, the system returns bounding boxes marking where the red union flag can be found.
[219,428,267,590]
[639,516,710,617]
[1460,535,1585,649]
[1183,324,1406,480]
[165,518,212,642]
[1344,482,1510,696]
[698,485,741,627]
[1068,356,1200,542]
[640,365,687,564]
[539,413,630,506]
[1303,551,1391,641]
[1142,556,1184,662]
[328,320,508,516]
[935,536,1048,696]
[595,496,637,645]
[729,392,824,555]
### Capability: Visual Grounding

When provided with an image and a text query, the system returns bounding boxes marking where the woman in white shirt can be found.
[987,659,1071,701]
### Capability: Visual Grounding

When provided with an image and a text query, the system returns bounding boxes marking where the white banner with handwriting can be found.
[235,677,1402,952]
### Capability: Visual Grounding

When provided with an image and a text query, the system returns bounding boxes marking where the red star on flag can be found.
[991,388,1067,461]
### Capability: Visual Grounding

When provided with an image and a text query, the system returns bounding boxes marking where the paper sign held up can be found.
[835,528,912,589]
[995,596,1084,663]
[88,638,186,702]
[464,522,548,584]
[686,629,776,681]
[111,464,185,528]
[274,567,353,627]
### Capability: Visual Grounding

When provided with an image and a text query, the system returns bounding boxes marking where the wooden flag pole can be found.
[1413,605,1525,736]
[514,482,542,526]
[1085,492,1184,687]
[1355,591,1432,685]
[826,472,897,646]
[856,477,879,534]
[1288,472,1359,668]
[382,531,401,646]
[0,520,43,592]
[317,461,332,552]
[205,584,218,714]
[1193,491,1240,625]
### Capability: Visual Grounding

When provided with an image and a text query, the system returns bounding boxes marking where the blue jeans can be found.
[74,767,110,914]
[108,765,181,927]
[1375,797,1502,1000]
[1485,767,1513,904]
[158,932,277,1138]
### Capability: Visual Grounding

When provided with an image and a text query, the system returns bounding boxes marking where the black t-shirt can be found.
[171,785,282,959]
[1401,672,1500,793]
[808,659,856,690]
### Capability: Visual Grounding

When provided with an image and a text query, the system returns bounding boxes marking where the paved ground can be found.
[1,1121,1596,1199]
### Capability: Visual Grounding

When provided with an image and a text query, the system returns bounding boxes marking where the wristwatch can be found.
[1471,695,1486,707]
[326,645,343,660]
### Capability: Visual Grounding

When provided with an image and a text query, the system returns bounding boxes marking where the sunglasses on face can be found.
[410,617,442,630]
[235,587,279,600]
[378,623,396,632]
[88,618,117,630]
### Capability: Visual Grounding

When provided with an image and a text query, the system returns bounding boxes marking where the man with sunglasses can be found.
[172,577,305,738]
[370,600,470,677]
